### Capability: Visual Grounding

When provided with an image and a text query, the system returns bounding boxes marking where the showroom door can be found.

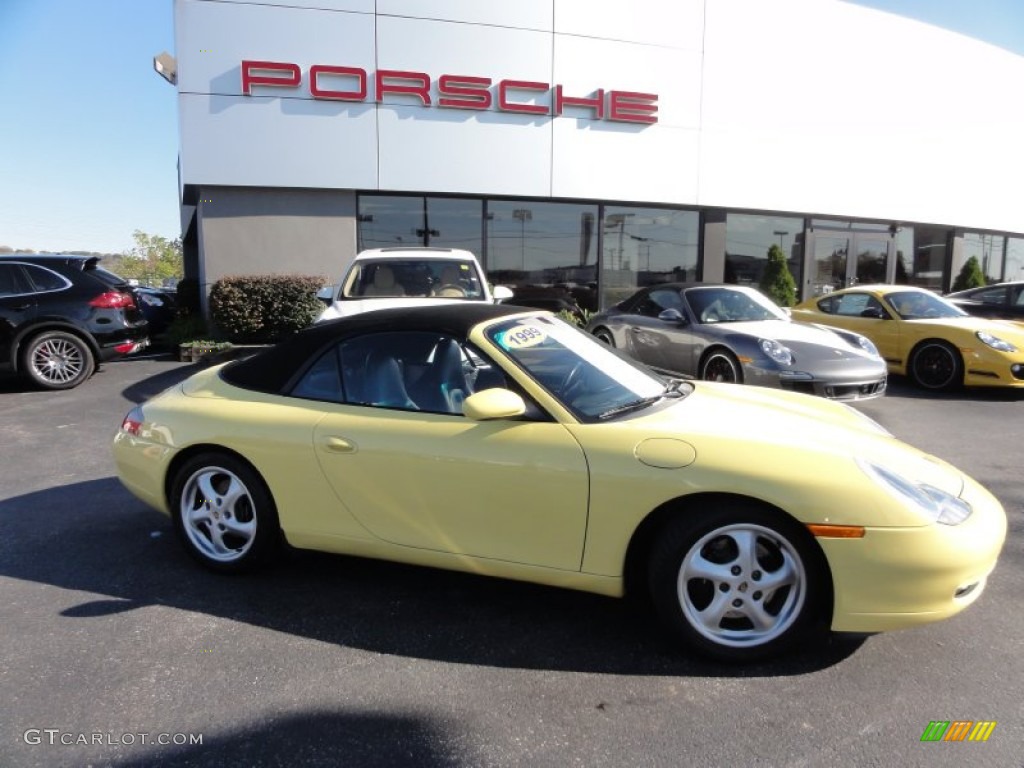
[809,230,892,294]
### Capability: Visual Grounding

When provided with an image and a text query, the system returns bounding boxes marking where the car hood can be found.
[625,381,963,496]
[317,297,485,322]
[903,315,1024,343]
[713,319,871,356]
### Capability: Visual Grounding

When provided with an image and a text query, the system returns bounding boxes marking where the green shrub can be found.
[209,274,325,343]
[952,256,986,292]
[164,312,209,346]
[759,244,797,307]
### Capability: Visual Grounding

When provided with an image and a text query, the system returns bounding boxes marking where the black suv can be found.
[0,254,149,389]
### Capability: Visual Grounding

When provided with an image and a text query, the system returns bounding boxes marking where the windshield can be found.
[343,258,485,300]
[685,286,786,323]
[885,290,967,320]
[485,315,687,421]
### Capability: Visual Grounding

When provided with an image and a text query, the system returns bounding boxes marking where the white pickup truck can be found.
[316,247,514,322]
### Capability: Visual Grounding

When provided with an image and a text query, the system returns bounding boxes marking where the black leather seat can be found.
[363,351,417,410]
[408,338,465,413]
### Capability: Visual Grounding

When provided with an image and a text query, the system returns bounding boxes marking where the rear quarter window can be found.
[23,265,70,292]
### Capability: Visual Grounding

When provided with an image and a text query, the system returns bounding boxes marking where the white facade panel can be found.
[551,122,699,204]
[553,35,699,129]
[555,0,703,50]
[377,0,553,30]
[375,16,553,97]
[177,0,375,98]
[377,107,552,197]
[180,94,379,189]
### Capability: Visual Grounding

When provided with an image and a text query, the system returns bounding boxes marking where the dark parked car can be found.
[945,282,1024,321]
[135,285,178,337]
[0,254,149,389]
[586,283,887,400]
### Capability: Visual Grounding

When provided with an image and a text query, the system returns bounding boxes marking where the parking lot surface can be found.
[1,355,1021,767]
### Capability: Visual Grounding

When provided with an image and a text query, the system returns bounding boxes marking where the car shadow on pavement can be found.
[0,477,865,678]
[882,375,1024,402]
[110,710,461,768]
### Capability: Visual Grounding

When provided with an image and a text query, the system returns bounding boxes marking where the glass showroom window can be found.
[1005,237,1024,284]
[962,232,1006,284]
[601,207,699,309]
[894,226,949,290]
[357,195,424,250]
[486,201,599,311]
[725,214,804,295]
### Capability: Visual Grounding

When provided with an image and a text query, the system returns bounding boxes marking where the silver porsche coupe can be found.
[585,284,887,400]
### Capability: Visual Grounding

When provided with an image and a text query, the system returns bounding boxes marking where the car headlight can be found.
[759,338,793,365]
[976,331,1017,353]
[853,334,879,357]
[860,461,972,525]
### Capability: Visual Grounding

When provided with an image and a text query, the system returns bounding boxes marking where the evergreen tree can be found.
[759,244,797,306]
[952,255,986,292]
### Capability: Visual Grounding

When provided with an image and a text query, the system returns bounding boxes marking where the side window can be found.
[291,346,344,403]
[816,296,837,314]
[340,331,467,415]
[833,293,884,317]
[22,265,68,292]
[1013,286,1024,307]
[0,264,30,297]
[635,289,682,318]
[973,286,1007,306]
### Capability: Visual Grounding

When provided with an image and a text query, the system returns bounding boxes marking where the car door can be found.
[819,292,903,366]
[305,330,590,571]
[0,263,37,364]
[622,288,694,374]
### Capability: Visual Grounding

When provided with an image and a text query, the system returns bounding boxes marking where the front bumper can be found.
[743,360,888,401]
[819,476,1006,632]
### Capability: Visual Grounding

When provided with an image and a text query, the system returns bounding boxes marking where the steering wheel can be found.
[435,284,467,297]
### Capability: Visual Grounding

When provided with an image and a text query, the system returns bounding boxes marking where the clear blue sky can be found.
[0,0,1022,255]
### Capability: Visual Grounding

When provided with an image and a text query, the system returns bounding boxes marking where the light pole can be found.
[512,208,532,273]
[773,230,789,249]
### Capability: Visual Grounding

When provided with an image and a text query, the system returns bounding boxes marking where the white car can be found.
[317,247,513,322]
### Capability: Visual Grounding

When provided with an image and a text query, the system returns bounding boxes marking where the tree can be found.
[952,255,986,292]
[112,230,183,284]
[759,244,797,307]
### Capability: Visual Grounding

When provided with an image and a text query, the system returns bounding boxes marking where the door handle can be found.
[322,436,357,453]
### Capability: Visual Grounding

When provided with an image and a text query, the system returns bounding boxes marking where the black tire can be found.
[21,330,95,390]
[170,452,281,573]
[593,327,615,347]
[908,340,962,391]
[648,502,829,662]
[700,349,743,384]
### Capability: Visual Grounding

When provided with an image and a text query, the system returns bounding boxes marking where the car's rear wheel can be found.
[21,330,95,390]
[593,327,615,347]
[171,453,280,572]
[700,349,742,384]
[908,340,962,391]
[648,503,828,662]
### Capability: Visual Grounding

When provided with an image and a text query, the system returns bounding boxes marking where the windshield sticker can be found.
[499,325,548,350]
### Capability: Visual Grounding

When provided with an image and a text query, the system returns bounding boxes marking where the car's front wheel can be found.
[21,330,95,390]
[648,503,828,662]
[700,349,742,384]
[593,327,615,347]
[908,341,962,391]
[171,453,281,572]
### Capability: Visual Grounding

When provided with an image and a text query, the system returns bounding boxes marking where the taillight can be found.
[90,291,135,309]
[121,405,144,436]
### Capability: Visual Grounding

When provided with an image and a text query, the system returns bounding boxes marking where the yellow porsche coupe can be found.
[792,285,1024,391]
[113,304,1006,662]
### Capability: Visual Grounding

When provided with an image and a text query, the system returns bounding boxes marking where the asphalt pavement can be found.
[0,355,1021,767]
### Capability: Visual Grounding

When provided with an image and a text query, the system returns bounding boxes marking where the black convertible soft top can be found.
[221,303,535,394]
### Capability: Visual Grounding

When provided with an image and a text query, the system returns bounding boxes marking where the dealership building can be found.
[170,0,1024,312]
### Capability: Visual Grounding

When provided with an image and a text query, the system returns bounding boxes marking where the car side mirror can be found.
[658,308,687,324]
[317,286,334,306]
[462,388,526,420]
[860,307,886,319]
[492,285,514,302]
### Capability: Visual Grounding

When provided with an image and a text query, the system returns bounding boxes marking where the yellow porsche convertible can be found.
[113,304,1006,662]
[792,285,1024,391]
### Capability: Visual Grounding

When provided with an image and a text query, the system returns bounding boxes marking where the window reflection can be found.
[486,201,599,311]
[895,226,948,290]
[1005,238,1024,284]
[725,214,804,295]
[601,207,698,309]
[357,195,424,250]
[963,232,1006,284]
